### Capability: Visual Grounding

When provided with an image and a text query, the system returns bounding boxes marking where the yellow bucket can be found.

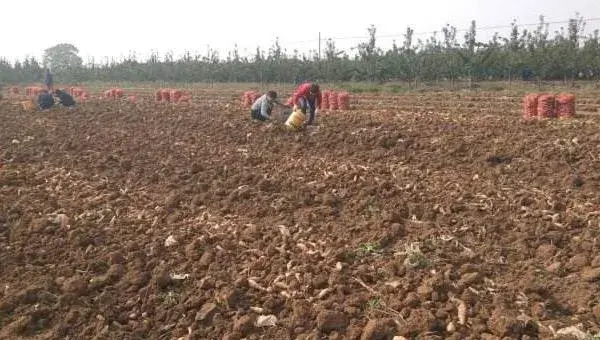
[285,110,305,130]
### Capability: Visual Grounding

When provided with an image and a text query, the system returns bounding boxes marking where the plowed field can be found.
[1,86,600,340]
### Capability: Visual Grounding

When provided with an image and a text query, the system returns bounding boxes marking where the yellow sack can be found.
[284,109,305,131]
[21,100,36,112]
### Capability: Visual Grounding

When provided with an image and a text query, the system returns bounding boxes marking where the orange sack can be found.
[337,92,350,110]
[328,92,338,110]
[537,94,556,118]
[522,93,539,120]
[555,93,575,118]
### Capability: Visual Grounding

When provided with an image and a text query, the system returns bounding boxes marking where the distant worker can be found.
[54,89,76,107]
[250,90,287,122]
[44,68,53,91]
[37,90,54,110]
[522,66,533,81]
[292,82,322,126]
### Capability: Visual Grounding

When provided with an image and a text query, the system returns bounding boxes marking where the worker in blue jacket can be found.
[44,69,53,91]
[38,90,54,110]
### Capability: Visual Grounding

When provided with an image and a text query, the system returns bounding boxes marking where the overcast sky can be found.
[2,0,599,63]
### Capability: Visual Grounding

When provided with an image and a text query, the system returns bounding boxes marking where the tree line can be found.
[1,15,599,85]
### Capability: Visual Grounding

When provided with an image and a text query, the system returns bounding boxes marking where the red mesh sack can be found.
[337,92,350,110]
[243,91,256,107]
[104,89,114,99]
[328,92,339,110]
[555,93,575,118]
[537,94,556,118]
[171,89,183,103]
[160,89,171,102]
[522,94,539,120]
[321,90,330,109]
[155,90,163,102]
[241,92,249,106]
[26,86,40,96]
[104,88,124,99]
[70,87,84,97]
[29,86,40,96]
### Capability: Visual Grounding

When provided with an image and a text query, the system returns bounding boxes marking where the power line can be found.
[332,17,600,41]
[280,17,600,45]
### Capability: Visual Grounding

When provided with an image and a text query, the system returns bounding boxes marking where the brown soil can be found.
[1,89,600,339]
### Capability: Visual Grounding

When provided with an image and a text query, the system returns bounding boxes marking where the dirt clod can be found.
[154,268,172,289]
[196,302,217,321]
[61,276,88,296]
[233,315,256,336]
[401,308,441,336]
[459,272,483,286]
[535,244,557,259]
[109,250,126,265]
[487,309,524,338]
[403,292,419,308]
[581,267,600,282]
[360,318,396,340]
[567,254,589,270]
[316,310,349,333]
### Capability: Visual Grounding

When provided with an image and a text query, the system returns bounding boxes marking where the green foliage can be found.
[355,243,382,257]
[402,243,430,269]
[389,85,404,93]
[342,84,381,93]
[1,15,599,85]
[366,297,381,309]
[43,43,83,75]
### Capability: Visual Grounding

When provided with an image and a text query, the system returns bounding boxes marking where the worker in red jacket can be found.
[292,82,322,126]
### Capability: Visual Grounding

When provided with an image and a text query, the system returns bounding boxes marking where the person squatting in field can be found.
[292,82,322,126]
[44,68,53,92]
[251,90,288,122]
[37,90,54,110]
[54,89,76,107]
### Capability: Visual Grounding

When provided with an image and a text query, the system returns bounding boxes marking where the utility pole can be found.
[318,32,321,60]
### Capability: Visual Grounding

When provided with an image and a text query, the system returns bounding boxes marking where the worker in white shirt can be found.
[250,90,288,122]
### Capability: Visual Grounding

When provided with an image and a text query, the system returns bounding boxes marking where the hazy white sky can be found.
[2,0,599,63]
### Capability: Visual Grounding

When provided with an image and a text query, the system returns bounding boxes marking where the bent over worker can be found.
[250,90,287,122]
[37,90,54,110]
[292,82,322,126]
[54,89,76,107]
